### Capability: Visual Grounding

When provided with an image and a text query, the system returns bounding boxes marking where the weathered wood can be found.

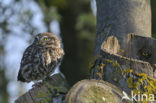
[15,73,69,103]
[66,79,131,103]
[95,0,151,54]
[99,35,155,78]
[124,34,156,64]
[91,35,156,102]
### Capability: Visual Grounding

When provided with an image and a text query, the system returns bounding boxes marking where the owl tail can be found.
[17,70,26,82]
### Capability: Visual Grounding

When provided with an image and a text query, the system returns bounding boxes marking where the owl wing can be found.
[17,45,37,82]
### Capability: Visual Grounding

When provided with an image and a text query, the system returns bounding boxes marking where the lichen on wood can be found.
[90,34,156,102]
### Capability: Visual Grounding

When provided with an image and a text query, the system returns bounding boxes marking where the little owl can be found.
[17,32,64,82]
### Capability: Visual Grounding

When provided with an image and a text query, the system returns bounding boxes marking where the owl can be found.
[17,32,64,82]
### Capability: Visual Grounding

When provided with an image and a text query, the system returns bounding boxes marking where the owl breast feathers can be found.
[17,32,64,82]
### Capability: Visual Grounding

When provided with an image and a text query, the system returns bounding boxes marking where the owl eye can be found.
[43,37,49,41]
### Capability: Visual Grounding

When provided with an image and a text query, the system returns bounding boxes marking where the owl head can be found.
[33,32,61,48]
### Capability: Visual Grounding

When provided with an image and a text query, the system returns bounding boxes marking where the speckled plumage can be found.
[17,32,64,82]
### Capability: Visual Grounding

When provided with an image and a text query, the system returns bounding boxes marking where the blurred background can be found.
[0,0,155,103]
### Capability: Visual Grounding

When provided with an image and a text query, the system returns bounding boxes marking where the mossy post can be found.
[15,74,69,103]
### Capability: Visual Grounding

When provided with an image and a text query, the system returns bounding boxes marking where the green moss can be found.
[36,83,68,103]
[105,59,123,82]
[105,59,121,68]
[119,49,125,54]
[37,90,51,103]
[93,59,123,82]
[79,84,121,103]
[96,63,105,79]
[25,101,29,103]
[112,62,120,67]
[105,59,113,63]
[88,56,98,70]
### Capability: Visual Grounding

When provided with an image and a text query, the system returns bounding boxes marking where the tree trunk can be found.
[89,0,156,102]
[0,69,8,103]
[95,0,151,54]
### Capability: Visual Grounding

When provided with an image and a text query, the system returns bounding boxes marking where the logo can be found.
[122,91,155,102]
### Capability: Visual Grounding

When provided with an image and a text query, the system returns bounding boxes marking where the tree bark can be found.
[95,0,151,54]
[90,34,156,103]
